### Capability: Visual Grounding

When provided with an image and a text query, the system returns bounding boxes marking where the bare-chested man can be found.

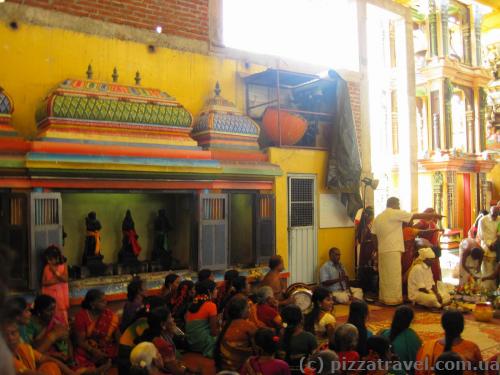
[260,255,288,303]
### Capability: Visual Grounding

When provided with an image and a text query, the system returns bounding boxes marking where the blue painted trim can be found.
[27,152,221,168]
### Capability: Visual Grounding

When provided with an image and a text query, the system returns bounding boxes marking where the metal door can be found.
[288,175,317,284]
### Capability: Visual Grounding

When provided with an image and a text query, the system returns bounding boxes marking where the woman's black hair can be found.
[214,297,248,370]
[232,276,247,293]
[135,306,171,344]
[198,269,213,283]
[129,296,167,327]
[224,269,239,283]
[347,300,369,356]
[127,277,143,302]
[366,335,391,360]
[4,296,28,320]
[281,304,303,361]
[219,276,248,313]
[32,294,56,317]
[254,327,279,356]
[188,279,216,314]
[164,273,179,288]
[304,287,331,334]
[389,305,414,342]
[42,245,66,265]
[434,351,464,375]
[441,310,464,352]
[81,289,104,310]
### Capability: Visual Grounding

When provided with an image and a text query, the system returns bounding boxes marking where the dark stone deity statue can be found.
[118,209,142,265]
[152,209,173,269]
[82,211,107,276]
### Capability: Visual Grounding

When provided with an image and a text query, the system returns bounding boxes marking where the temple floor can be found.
[335,303,500,359]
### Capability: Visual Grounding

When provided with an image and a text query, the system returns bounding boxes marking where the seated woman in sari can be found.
[379,305,421,375]
[214,297,257,372]
[413,208,443,281]
[4,296,32,344]
[26,295,72,364]
[255,287,282,332]
[185,280,219,358]
[171,280,195,332]
[215,270,239,312]
[73,289,118,370]
[304,287,335,345]
[1,318,75,375]
[416,310,482,375]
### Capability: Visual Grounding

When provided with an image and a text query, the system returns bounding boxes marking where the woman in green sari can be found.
[185,279,219,357]
[380,305,422,375]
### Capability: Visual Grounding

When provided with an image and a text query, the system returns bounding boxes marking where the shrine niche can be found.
[36,77,195,148]
[192,82,260,151]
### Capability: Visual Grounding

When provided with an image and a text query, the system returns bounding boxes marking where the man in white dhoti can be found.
[320,247,363,304]
[408,247,451,308]
[477,206,499,291]
[372,197,442,305]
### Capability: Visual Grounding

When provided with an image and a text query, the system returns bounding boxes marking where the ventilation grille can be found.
[34,199,59,225]
[290,178,314,227]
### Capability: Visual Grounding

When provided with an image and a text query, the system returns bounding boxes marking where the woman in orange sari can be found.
[415,310,482,375]
[214,297,257,372]
[2,318,75,375]
[73,289,118,370]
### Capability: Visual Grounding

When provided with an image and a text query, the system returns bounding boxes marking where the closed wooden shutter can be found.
[256,194,275,265]
[198,193,228,270]
[29,193,63,290]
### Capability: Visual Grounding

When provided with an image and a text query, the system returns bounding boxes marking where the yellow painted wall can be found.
[0,22,260,136]
[488,164,500,203]
[268,147,356,278]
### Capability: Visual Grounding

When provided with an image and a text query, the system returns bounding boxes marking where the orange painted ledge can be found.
[0,178,274,190]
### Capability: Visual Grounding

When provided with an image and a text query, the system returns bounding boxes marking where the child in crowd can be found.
[332,323,360,372]
[280,304,317,375]
[304,287,336,343]
[241,328,290,375]
[41,245,70,325]
[4,296,32,343]
[121,276,146,332]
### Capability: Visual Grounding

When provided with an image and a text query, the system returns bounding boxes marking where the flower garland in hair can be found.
[193,294,210,304]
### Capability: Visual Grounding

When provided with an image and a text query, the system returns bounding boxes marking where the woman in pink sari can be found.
[42,245,70,325]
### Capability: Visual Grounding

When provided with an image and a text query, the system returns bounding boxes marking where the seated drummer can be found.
[320,248,363,304]
[260,255,291,305]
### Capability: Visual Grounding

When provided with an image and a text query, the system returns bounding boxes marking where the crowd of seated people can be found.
[1,261,499,375]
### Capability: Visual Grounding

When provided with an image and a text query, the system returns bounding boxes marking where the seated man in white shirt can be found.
[320,247,363,304]
[408,247,451,309]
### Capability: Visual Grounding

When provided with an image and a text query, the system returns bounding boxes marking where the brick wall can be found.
[6,0,210,41]
[347,81,362,155]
